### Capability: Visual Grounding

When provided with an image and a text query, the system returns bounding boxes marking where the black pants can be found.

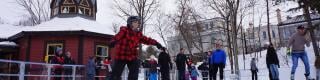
[210,64,224,80]
[53,68,63,80]
[64,69,73,80]
[267,66,272,80]
[96,68,100,80]
[201,71,209,80]
[160,69,170,80]
[251,70,258,80]
[110,59,140,80]
[178,69,186,80]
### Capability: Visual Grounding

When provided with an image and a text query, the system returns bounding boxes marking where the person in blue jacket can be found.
[209,44,226,80]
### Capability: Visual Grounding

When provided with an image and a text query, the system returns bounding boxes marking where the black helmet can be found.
[127,16,141,26]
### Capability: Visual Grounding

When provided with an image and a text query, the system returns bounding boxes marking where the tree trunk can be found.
[241,26,246,69]
[226,20,234,74]
[301,0,320,56]
[266,0,272,44]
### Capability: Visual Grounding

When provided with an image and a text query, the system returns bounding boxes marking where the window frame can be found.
[95,45,109,58]
[45,43,64,63]
[61,6,77,13]
[63,0,75,4]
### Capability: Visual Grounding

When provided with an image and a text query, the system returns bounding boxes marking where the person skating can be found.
[102,57,112,80]
[176,48,188,80]
[198,59,209,80]
[266,43,280,80]
[149,55,158,80]
[315,56,320,80]
[158,48,172,80]
[190,64,199,80]
[209,44,226,80]
[287,26,312,80]
[108,16,165,80]
[250,58,258,80]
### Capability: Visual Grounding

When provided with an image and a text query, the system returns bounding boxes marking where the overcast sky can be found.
[0,0,301,47]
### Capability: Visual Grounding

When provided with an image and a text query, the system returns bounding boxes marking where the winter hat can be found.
[127,16,141,27]
[56,47,62,53]
[297,25,304,30]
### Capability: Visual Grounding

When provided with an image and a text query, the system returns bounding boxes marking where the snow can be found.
[23,17,115,35]
[0,24,23,39]
[0,41,17,46]
[221,45,317,80]
[1,17,115,39]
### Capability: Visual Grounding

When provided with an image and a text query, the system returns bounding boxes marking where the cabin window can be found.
[45,43,63,63]
[79,7,91,16]
[61,6,76,13]
[95,45,109,61]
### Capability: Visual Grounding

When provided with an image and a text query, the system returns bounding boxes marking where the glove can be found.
[286,48,291,56]
[109,41,117,48]
[155,43,165,50]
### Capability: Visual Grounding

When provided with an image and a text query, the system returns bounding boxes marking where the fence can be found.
[0,59,276,80]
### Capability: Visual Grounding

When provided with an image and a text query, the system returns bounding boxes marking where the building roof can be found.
[279,13,320,26]
[0,24,23,39]
[24,17,115,35]
[1,17,115,40]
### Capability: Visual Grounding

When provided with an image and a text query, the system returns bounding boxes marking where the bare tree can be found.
[203,0,255,74]
[113,0,160,32]
[111,22,120,33]
[113,0,160,55]
[169,0,194,55]
[16,0,51,26]
[153,11,173,47]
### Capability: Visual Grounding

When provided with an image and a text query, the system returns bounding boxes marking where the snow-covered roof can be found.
[1,16,115,40]
[0,24,23,39]
[23,17,115,35]
[0,41,17,46]
[280,13,320,26]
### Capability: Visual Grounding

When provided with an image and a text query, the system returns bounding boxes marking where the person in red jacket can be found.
[109,16,165,80]
[51,47,64,80]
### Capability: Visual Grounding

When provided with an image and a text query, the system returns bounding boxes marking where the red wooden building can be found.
[7,0,115,65]
[0,0,115,79]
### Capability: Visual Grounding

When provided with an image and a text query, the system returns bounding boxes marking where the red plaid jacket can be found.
[111,26,158,61]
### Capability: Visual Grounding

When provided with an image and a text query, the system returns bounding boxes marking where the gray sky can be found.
[0,0,302,47]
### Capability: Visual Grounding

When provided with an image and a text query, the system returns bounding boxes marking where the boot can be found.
[291,74,294,80]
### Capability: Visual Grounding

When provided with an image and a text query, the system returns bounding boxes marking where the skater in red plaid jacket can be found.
[109,16,165,80]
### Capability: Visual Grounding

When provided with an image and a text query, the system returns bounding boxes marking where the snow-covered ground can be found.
[132,45,318,80]
[221,45,318,80]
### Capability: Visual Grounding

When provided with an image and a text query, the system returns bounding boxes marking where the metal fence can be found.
[0,59,274,80]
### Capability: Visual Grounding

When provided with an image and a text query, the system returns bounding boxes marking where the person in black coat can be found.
[176,48,188,80]
[266,43,280,80]
[64,52,75,80]
[158,49,172,80]
[198,60,209,80]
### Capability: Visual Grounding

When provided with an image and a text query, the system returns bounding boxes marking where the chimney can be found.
[276,9,282,25]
